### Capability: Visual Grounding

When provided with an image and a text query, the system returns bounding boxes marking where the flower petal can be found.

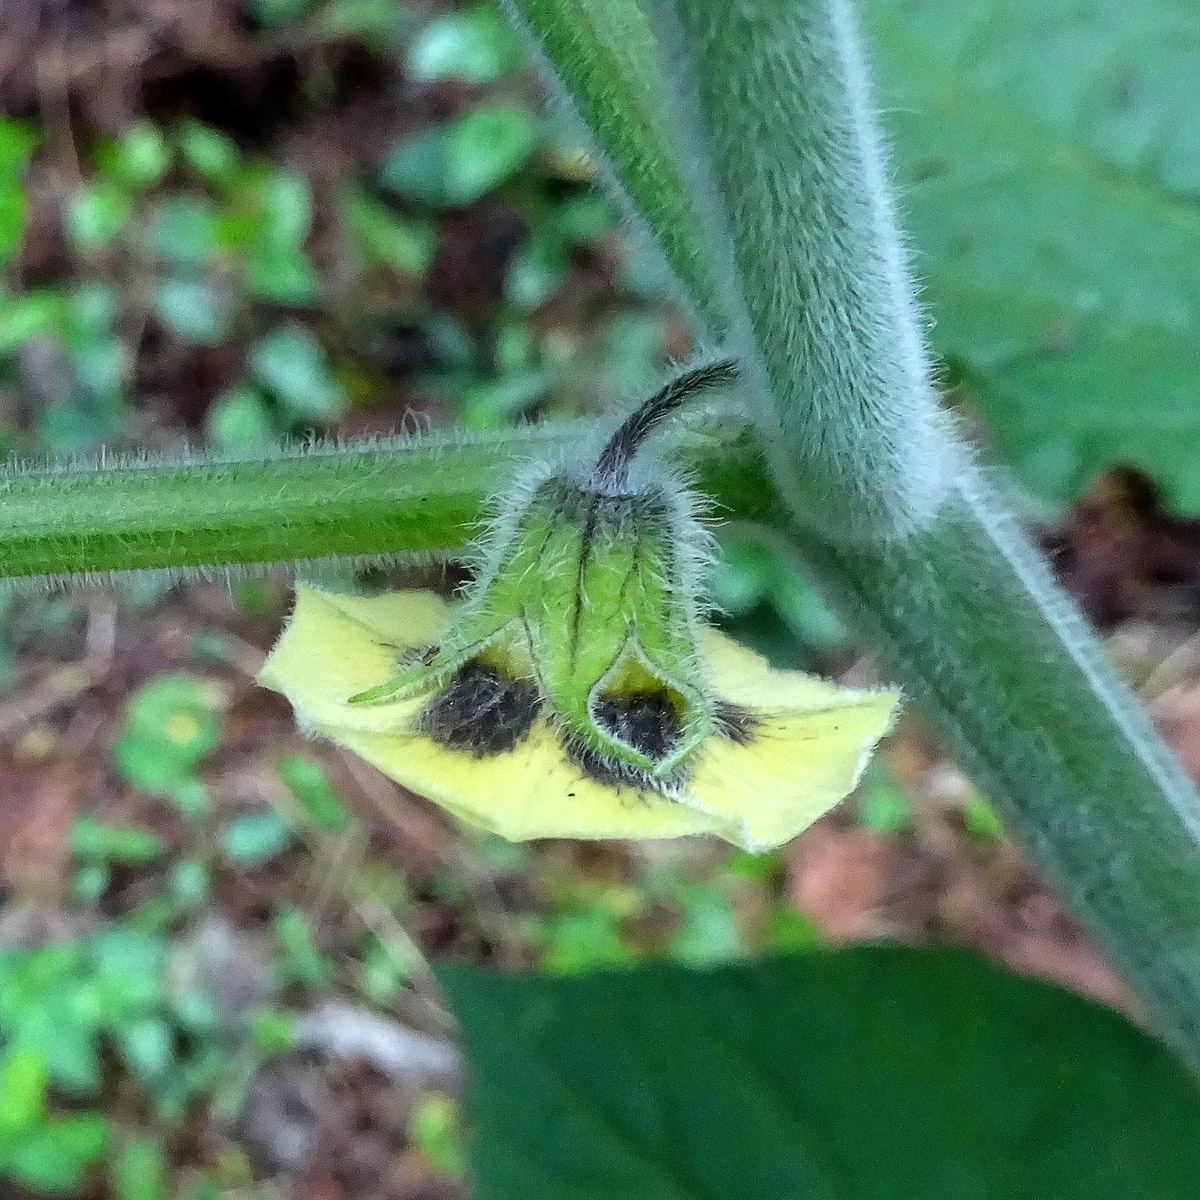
[259,585,733,842]
[310,717,733,842]
[680,627,900,849]
[259,585,449,734]
[683,696,900,851]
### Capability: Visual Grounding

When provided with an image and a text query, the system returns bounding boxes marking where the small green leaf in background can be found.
[112,674,223,793]
[251,0,314,27]
[408,1093,466,1179]
[441,947,1200,1200]
[66,181,133,252]
[243,169,319,302]
[0,1048,48,1138]
[344,188,436,277]
[221,811,293,866]
[382,105,539,207]
[277,754,352,833]
[112,122,172,191]
[152,278,229,344]
[407,3,524,84]
[71,816,166,866]
[5,1113,110,1196]
[0,118,37,266]
[145,195,220,269]
[175,121,240,186]
[111,1135,168,1200]
[249,324,345,422]
[205,384,277,451]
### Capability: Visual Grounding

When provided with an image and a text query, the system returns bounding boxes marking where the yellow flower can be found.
[259,585,898,851]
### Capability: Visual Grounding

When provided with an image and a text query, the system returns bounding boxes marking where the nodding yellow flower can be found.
[259,361,900,851]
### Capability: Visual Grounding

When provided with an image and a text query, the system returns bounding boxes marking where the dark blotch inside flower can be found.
[594,691,683,760]
[419,660,541,756]
[566,691,685,793]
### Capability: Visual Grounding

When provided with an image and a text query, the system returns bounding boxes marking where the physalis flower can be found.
[259,361,899,851]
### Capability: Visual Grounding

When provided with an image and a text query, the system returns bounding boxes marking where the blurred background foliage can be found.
[0,0,1198,1196]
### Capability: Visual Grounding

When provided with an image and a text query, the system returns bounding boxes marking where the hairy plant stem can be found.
[0,428,770,583]
[505,0,1200,1069]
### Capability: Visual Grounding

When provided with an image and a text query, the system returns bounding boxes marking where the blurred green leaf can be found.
[382,105,539,207]
[205,384,278,451]
[856,774,913,832]
[169,859,211,908]
[408,4,524,84]
[273,906,329,986]
[0,119,36,266]
[250,324,345,421]
[865,0,1200,506]
[320,0,409,43]
[344,188,436,277]
[4,1113,109,1195]
[221,811,293,866]
[962,793,1006,840]
[251,0,314,26]
[152,277,229,344]
[504,233,566,310]
[71,816,166,866]
[408,1093,466,1179]
[111,1136,168,1200]
[66,181,133,252]
[442,947,1200,1200]
[145,195,220,268]
[117,1017,175,1082]
[0,290,68,354]
[112,674,223,792]
[0,1048,47,1137]
[667,882,741,965]
[114,122,171,190]
[277,754,352,833]
[175,121,240,185]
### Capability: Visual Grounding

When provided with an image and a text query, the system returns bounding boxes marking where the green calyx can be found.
[350,360,739,790]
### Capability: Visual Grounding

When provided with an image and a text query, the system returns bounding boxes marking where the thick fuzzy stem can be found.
[644,0,955,543]
[0,427,772,586]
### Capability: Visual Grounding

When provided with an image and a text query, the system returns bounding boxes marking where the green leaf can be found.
[4,1114,109,1195]
[112,674,223,792]
[66,181,133,252]
[175,121,240,185]
[0,119,36,266]
[70,816,166,866]
[344,188,436,277]
[116,1017,175,1082]
[382,105,539,207]
[249,325,345,422]
[152,277,229,344]
[277,754,352,833]
[205,384,277,451]
[111,1136,168,1200]
[0,290,68,353]
[0,1047,48,1137]
[441,948,1200,1200]
[114,122,171,190]
[221,811,293,865]
[408,4,524,84]
[862,0,1200,506]
[145,195,220,268]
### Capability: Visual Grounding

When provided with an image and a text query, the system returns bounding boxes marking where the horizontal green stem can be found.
[0,427,771,581]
